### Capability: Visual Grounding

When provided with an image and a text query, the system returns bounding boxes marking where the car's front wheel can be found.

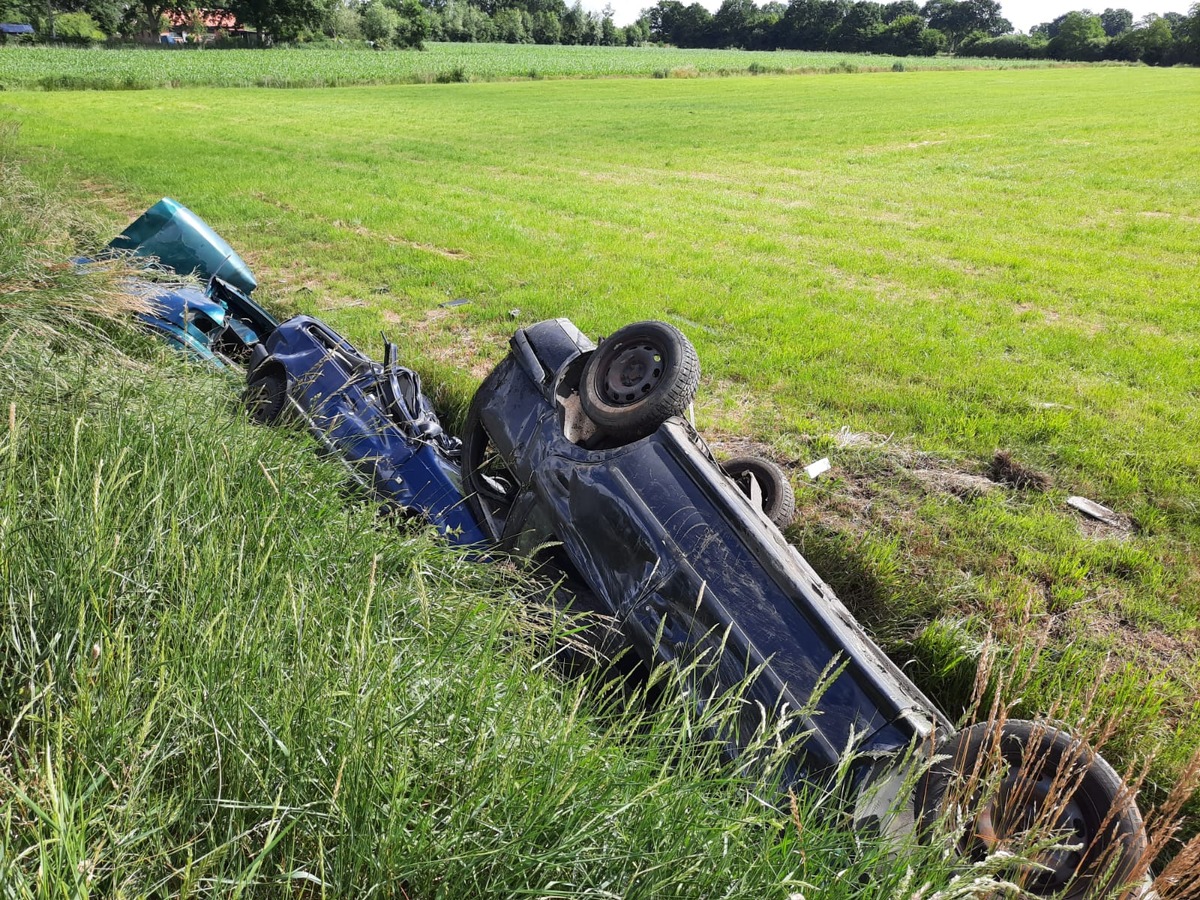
[725,456,796,528]
[579,320,700,444]
[462,358,519,543]
[917,720,1147,899]
[244,367,287,425]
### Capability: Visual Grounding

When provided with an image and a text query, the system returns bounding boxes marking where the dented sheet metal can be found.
[109,198,257,295]
[105,199,277,367]
[248,315,486,546]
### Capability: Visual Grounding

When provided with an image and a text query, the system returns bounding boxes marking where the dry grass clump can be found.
[988,449,1052,492]
[0,122,152,356]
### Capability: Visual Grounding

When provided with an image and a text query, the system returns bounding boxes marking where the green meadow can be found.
[2,65,1198,799]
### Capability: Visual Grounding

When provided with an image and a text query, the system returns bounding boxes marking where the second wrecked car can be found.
[461,316,1148,900]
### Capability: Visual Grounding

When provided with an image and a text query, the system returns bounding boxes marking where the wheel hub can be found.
[602,343,664,406]
[971,773,1088,890]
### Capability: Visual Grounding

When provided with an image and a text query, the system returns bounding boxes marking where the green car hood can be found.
[107,198,257,295]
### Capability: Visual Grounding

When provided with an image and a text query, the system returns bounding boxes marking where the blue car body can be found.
[247,315,487,546]
[107,198,277,367]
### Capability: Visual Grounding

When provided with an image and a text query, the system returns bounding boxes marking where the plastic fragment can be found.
[804,458,831,480]
[1067,495,1121,526]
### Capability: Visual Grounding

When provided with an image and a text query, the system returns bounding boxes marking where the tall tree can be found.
[1138,14,1174,64]
[228,0,323,42]
[1188,2,1200,63]
[560,0,584,42]
[709,0,755,46]
[1047,10,1106,60]
[883,0,918,22]
[779,0,847,50]
[923,0,1008,49]
[1100,7,1132,36]
[125,0,191,37]
[835,0,882,51]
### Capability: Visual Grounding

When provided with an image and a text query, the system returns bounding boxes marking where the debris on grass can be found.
[1068,495,1135,539]
[1068,495,1121,526]
[834,425,891,448]
[911,468,997,500]
[804,457,831,480]
[988,450,1051,492]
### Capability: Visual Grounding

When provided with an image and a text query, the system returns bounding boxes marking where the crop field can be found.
[3,65,1198,804]
[0,41,1064,90]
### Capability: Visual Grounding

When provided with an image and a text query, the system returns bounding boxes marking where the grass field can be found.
[2,65,1198,810]
[0,41,1066,90]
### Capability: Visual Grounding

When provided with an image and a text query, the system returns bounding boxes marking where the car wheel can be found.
[725,456,796,528]
[244,367,287,425]
[579,320,700,444]
[917,720,1146,899]
[462,359,519,543]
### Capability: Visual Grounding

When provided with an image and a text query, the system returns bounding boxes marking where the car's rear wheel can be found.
[917,720,1147,899]
[579,320,700,443]
[462,359,519,542]
[725,456,796,528]
[244,367,287,425]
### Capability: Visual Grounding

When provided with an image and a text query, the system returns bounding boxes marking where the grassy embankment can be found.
[0,41,1069,90]
[2,65,1194,808]
[0,135,993,896]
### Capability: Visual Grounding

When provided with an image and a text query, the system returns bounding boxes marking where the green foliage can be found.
[49,10,106,43]
[228,0,325,43]
[0,43,1068,91]
[918,23,945,54]
[326,2,363,41]
[1190,2,1200,63]
[361,0,399,45]
[922,0,1011,50]
[958,31,1046,59]
[530,9,560,43]
[1048,11,1107,61]
[388,0,430,49]
[1100,6,1134,37]
[1139,16,1175,65]
[492,6,529,43]
[874,13,927,55]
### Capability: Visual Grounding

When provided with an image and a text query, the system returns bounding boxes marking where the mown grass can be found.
[1,147,989,897]
[2,65,1197,824]
[0,41,1069,91]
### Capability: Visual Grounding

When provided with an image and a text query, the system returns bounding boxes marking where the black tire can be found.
[461,358,519,543]
[725,456,796,528]
[244,367,287,425]
[917,720,1147,899]
[579,320,700,443]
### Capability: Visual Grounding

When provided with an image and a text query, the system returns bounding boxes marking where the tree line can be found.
[3,0,1198,65]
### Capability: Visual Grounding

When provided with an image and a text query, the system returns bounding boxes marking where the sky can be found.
[590,0,1196,32]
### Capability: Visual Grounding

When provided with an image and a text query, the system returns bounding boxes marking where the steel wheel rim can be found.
[601,342,665,406]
